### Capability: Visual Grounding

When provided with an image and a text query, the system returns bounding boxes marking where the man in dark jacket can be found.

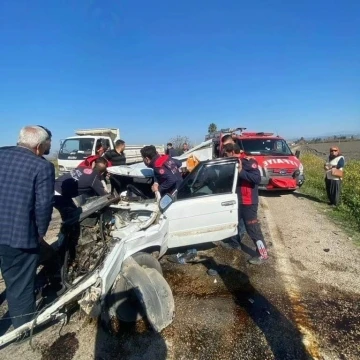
[224,143,269,265]
[54,157,108,220]
[104,139,126,166]
[141,145,183,196]
[0,126,55,328]
[182,142,189,154]
[166,143,178,157]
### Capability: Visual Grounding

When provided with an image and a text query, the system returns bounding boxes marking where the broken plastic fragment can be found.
[207,269,218,276]
[167,249,197,264]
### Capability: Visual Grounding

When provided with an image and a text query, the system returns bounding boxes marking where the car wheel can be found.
[104,253,163,327]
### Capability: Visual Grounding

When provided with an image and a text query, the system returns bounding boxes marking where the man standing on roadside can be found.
[166,143,178,157]
[37,125,52,156]
[324,146,345,206]
[182,143,189,154]
[0,126,55,328]
[104,139,126,166]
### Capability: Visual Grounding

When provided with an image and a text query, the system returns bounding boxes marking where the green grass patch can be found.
[300,153,360,242]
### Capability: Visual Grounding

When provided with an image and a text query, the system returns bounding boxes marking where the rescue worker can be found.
[221,134,235,146]
[223,143,269,265]
[219,135,246,249]
[324,146,345,206]
[141,145,183,196]
[54,157,109,220]
[104,139,126,166]
[78,142,112,167]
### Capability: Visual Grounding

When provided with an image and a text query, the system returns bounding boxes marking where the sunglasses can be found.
[330,149,338,152]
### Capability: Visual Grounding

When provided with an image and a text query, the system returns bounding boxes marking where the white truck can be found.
[57,128,164,175]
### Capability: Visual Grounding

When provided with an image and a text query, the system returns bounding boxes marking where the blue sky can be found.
[0,0,359,150]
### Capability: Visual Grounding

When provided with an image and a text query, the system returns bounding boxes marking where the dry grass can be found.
[302,140,360,160]
[300,153,360,234]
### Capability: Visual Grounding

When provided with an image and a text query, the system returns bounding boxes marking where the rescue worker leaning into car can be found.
[54,157,109,221]
[223,143,269,265]
[141,145,183,197]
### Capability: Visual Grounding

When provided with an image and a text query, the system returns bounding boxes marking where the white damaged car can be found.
[0,156,241,348]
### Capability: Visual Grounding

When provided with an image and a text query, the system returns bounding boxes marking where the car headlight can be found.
[293,169,301,178]
[59,165,65,171]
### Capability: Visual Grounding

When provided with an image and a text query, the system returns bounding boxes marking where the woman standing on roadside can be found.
[324,146,345,206]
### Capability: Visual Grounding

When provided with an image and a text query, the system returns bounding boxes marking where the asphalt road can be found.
[1,191,359,360]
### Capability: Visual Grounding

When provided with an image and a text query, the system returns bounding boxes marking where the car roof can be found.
[200,157,238,166]
[238,135,283,140]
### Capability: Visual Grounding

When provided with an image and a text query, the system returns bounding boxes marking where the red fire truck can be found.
[205,128,304,191]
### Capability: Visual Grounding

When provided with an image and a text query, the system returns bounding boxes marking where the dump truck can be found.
[57,128,164,175]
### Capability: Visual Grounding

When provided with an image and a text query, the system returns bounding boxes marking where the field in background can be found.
[298,145,360,233]
[299,140,360,160]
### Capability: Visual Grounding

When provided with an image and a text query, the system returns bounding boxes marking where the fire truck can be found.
[205,127,305,191]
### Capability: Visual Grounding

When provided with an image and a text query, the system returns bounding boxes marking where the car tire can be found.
[132,251,163,275]
[103,253,163,328]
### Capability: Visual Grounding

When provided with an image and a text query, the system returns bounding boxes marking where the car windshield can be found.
[59,138,94,156]
[237,138,292,156]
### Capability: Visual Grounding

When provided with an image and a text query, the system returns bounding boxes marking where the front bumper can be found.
[259,174,305,191]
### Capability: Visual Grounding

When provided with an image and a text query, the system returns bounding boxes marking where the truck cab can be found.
[57,128,164,175]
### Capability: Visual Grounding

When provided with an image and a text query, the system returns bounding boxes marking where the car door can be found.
[165,159,239,248]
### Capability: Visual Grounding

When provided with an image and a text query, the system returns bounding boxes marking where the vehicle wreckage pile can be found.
[0,127,306,348]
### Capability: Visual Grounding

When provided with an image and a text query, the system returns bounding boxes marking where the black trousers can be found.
[325,178,342,205]
[0,245,39,328]
[54,195,78,221]
[240,204,268,257]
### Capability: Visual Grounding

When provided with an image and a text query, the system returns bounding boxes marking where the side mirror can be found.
[295,150,300,159]
[159,194,173,213]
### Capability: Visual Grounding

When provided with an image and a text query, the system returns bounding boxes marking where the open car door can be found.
[165,158,239,248]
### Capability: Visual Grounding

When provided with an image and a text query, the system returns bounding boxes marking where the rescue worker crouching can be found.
[141,145,183,197]
[54,157,109,221]
[223,143,269,265]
